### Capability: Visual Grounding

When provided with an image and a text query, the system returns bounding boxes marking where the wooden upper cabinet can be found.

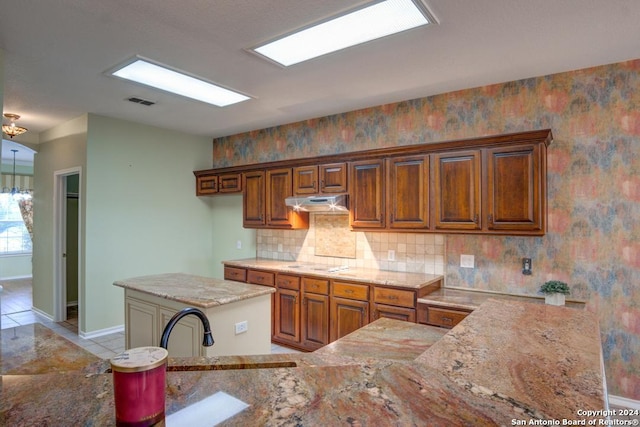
[293,163,347,195]
[243,170,266,227]
[349,160,385,229]
[319,163,347,193]
[266,168,309,229]
[387,155,429,229]
[293,165,318,195]
[433,150,482,231]
[196,174,217,195]
[486,144,544,232]
[217,173,242,193]
[196,173,241,196]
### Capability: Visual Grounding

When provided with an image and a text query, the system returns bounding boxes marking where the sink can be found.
[166,391,249,427]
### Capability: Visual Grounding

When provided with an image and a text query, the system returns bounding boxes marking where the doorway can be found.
[53,168,81,326]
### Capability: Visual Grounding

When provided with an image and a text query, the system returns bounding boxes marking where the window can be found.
[0,193,32,254]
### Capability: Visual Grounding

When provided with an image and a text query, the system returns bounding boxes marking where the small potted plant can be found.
[539,280,570,306]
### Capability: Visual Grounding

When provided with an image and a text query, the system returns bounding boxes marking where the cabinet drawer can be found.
[332,281,369,301]
[276,274,300,290]
[373,287,415,308]
[224,267,247,282]
[302,277,329,295]
[425,306,470,328]
[247,270,275,287]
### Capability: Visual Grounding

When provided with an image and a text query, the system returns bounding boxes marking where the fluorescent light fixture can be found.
[252,0,435,67]
[110,57,250,107]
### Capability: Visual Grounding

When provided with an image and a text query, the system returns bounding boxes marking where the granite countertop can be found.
[0,323,102,375]
[0,299,606,426]
[418,287,586,311]
[223,258,443,290]
[113,273,275,309]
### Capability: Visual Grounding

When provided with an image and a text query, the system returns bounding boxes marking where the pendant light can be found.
[2,114,28,139]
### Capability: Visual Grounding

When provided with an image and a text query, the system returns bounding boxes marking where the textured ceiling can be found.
[1,0,640,145]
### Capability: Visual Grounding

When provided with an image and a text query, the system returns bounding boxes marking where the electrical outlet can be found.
[236,240,242,250]
[235,321,248,335]
[460,254,475,268]
[388,250,395,261]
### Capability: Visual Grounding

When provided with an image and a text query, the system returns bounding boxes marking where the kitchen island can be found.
[0,298,607,426]
[113,273,275,357]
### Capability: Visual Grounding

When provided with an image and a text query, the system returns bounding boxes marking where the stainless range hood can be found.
[285,194,348,213]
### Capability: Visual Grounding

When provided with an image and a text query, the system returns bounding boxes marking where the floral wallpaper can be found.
[212,60,640,400]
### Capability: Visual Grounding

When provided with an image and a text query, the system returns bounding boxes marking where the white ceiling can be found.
[2,0,640,142]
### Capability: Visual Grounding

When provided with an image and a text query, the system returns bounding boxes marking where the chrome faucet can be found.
[160,307,215,350]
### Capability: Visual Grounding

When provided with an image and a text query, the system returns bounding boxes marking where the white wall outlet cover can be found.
[460,254,475,268]
[388,250,395,261]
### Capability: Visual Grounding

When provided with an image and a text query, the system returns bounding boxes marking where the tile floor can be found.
[1,279,298,360]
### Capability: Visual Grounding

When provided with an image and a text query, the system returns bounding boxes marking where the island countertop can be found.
[113,272,275,309]
[0,299,607,426]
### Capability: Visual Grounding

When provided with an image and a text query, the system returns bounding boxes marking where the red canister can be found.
[111,346,169,427]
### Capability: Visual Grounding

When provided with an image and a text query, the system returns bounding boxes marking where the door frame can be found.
[53,167,82,324]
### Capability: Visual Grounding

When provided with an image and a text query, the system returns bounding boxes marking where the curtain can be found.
[17,193,33,241]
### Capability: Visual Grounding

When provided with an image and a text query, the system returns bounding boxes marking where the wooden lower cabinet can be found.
[273,274,303,348]
[371,286,416,322]
[301,278,330,350]
[330,297,369,342]
[372,303,416,322]
[417,303,471,328]
[301,292,330,350]
[273,287,300,344]
[223,264,439,350]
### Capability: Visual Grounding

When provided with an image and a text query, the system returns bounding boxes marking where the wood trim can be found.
[194,129,552,177]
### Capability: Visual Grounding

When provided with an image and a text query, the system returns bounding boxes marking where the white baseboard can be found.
[609,394,640,410]
[80,324,124,340]
[31,306,54,322]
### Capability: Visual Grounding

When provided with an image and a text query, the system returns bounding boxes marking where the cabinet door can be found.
[433,150,481,230]
[267,168,309,229]
[301,292,330,350]
[319,162,347,193]
[196,174,217,195]
[293,165,318,195]
[349,160,385,228]
[387,155,429,229]
[486,144,544,233]
[330,296,369,342]
[218,173,242,193]
[159,307,203,357]
[243,171,265,227]
[125,297,158,349]
[274,288,301,344]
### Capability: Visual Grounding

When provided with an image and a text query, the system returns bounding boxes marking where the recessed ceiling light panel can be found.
[251,0,436,67]
[109,57,251,107]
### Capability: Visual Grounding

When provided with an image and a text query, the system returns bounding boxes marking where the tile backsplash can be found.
[257,214,445,274]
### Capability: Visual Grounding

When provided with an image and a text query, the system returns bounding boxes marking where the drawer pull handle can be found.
[387,295,399,300]
[442,317,453,324]
[344,289,354,294]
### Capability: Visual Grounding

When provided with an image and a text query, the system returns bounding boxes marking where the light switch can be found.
[460,254,475,268]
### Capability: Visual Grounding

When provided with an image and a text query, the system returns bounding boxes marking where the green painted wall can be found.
[0,255,32,279]
[210,194,256,279]
[83,114,214,333]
